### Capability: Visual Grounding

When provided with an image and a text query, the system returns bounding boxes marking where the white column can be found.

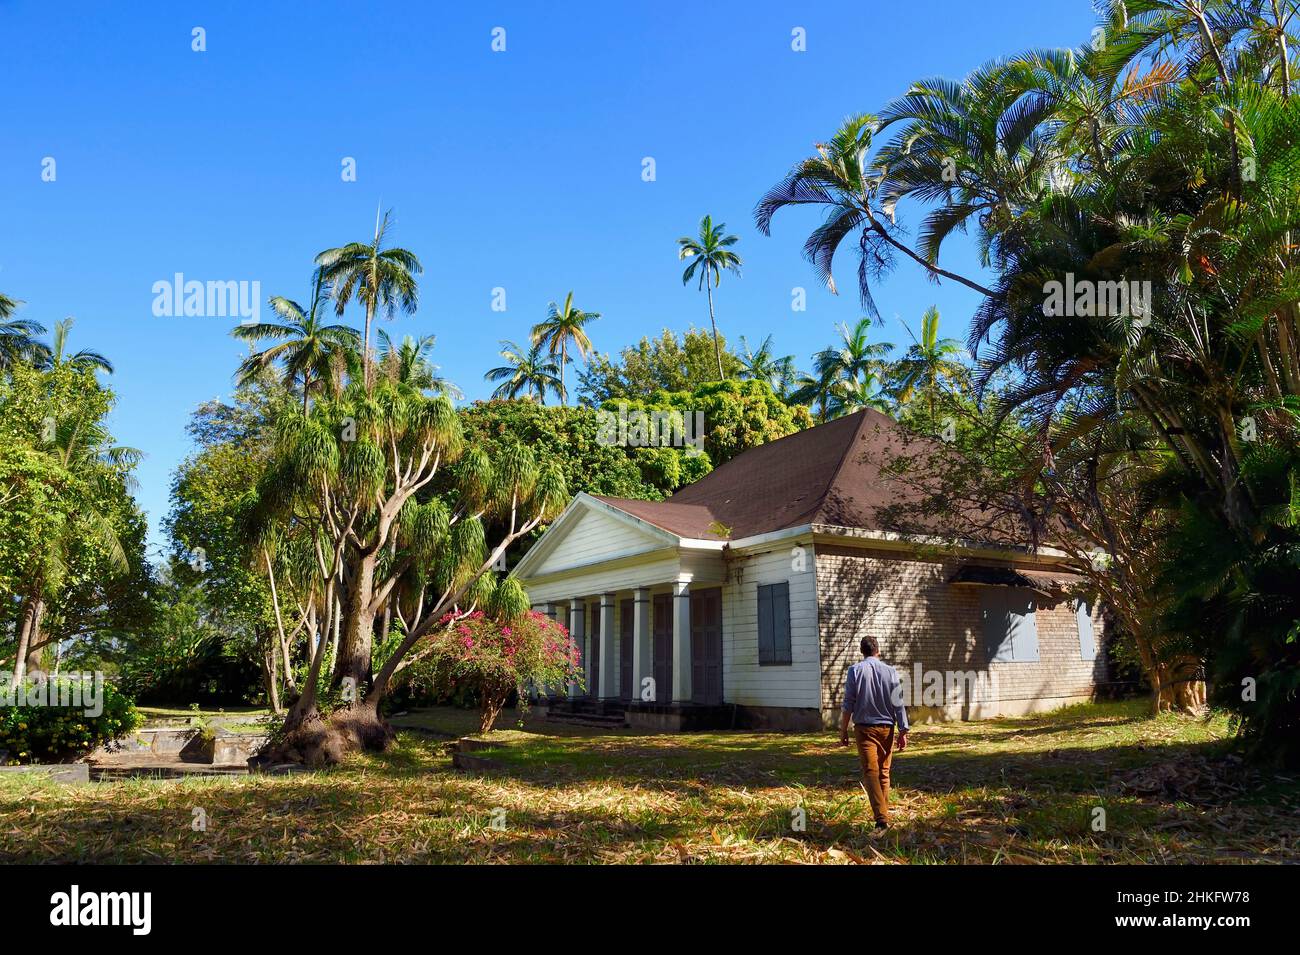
[631,588,651,704]
[567,600,585,699]
[671,580,692,703]
[599,593,618,700]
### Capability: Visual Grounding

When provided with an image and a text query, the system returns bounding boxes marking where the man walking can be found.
[839,635,909,832]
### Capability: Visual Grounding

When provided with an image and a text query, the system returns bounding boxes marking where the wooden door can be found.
[690,588,723,705]
[651,593,672,704]
[619,598,634,702]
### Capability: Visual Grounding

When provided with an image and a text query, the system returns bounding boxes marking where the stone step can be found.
[545,713,628,729]
[0,764,89,784]
[90,764,247,782]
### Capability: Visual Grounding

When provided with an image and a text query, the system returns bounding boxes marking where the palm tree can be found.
[529,292,599,406]
[485,339,563,403]
[678,215,743,379]
[13,405,140,682]
[315,209,422,390]
[755,113,996,316]
[376,329,462,399]
[737,334,797,396]
[833,317,894,386]
[233,272,361,411]
[789,320,894,420]
[788,348,843,423]
[37,318,113,374]
[0,294,50,372]
[828,372,894,417]
[892,306,968,418]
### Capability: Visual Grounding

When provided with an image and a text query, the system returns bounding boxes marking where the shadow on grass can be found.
[5,704,1295,864]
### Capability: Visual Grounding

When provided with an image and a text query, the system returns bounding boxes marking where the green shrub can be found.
[0,679,141,764]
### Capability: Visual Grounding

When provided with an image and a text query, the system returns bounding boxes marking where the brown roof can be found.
[593,409,1017,543]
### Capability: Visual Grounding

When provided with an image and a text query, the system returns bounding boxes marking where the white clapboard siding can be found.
[536,506,662,575]
[721,538,820,708]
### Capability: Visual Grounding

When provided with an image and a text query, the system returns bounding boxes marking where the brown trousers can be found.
[854,724,895,825]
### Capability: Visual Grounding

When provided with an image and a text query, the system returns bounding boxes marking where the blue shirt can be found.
[842,657,909,732]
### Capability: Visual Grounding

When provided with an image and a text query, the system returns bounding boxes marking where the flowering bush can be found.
[412,610,581,733]
[0,679,141,764]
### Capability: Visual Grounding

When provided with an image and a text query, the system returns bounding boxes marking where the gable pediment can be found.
[515,494,678,579]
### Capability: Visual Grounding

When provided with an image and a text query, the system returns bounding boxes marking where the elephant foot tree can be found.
[251,381,567,765]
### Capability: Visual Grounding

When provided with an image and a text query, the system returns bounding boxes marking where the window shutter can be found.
[774,582,791,664]
[1076,600,1096,661]
[1007,590,1039,662]
[757,585,774,664]
[982,589,1015,662]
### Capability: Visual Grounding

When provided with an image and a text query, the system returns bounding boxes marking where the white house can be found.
[515,410,1108,731]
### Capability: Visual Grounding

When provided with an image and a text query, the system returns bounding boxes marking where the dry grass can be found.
[2,700,1297,864]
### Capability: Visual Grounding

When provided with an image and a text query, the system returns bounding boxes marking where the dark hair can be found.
[860,635,879,657]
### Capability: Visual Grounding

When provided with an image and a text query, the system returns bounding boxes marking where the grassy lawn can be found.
[2,700,1296,864]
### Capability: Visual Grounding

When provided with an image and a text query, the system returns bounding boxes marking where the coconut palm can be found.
[828,371,894,417]
[0,294,50,372]
[529,292,599,406]
[315,209,422,389]
[485,339,564,403]
[377,330,461,399]
[677,215,743,379]
[36,318,113,375]
[755,113,996,317]
[233,272,361,411]
[738,334,797,396]
[832,317,894,385]
[892,306,968,418]
[788,348,843,423]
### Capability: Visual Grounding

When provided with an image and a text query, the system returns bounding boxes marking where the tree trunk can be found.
[25,599,45,676]
[480,695,506,735]
[333,553,377,694]
[13,593,45,684]
[706,280,724,380]
[362,301,375,390]
[330,597,341,666]
[262,638,283,715]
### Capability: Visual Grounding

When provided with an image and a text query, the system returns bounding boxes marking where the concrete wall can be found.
[814,544,1107,726]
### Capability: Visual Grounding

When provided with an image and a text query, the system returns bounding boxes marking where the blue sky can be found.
[0,0,1096,552]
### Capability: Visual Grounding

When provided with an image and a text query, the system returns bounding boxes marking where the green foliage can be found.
[457,399,668,502]
[120,580,263,705]
[0,680,140,764]
[161,380,284,706]
[1161,445,1300,765]
[578,327,746,404]
[607,378,814,467]
[0,360,148,669]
